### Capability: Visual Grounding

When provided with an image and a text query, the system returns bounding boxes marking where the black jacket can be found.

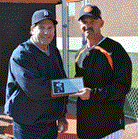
[5,39,68,125]
[75,37,132,138]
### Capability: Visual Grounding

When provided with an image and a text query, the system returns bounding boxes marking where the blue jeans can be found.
[13,120,58,139]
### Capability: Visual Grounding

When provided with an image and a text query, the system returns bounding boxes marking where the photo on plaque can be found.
[51,77,84,97]
[53,81,65,94]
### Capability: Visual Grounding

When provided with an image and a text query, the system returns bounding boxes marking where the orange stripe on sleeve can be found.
[95,46,113,70]
[75,48,86,63]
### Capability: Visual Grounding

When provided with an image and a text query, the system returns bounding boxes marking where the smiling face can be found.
[79,15,104,40]
[31,19,55,47]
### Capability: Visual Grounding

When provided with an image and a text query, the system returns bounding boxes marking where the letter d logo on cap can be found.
[44,11,49,16]
[84,6,93,12]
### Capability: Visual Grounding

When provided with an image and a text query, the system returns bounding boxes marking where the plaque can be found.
[51,77,84,97]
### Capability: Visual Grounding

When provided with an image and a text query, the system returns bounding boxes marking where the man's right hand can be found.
[69,87,91,100]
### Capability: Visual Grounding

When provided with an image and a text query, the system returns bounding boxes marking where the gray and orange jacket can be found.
[75,37,132,138]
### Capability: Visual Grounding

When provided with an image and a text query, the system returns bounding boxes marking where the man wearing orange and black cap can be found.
[71,4,132,139]
[4,9,68,139]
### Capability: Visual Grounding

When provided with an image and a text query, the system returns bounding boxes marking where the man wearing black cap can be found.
[4,9,68,139]
[71,4,132,139]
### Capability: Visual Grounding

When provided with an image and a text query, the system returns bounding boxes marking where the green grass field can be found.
[128,52,138,57]
[132,65,138,88]
[69,61,75,78]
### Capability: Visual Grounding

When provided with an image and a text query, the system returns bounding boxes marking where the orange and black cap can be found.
[78,4,102,21]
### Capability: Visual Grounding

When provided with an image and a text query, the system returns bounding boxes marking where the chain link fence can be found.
[124,83,138,120]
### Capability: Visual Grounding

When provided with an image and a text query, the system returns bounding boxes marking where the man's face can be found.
[79,15,104,39]
[31,19,55,46]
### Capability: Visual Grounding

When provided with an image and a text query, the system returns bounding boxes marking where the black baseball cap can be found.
[31,9,58,26]
[78,4,102,21]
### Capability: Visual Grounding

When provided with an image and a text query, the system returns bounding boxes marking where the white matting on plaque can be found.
[51,77,84,96]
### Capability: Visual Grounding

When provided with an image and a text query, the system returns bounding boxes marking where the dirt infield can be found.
[0,104,137,139]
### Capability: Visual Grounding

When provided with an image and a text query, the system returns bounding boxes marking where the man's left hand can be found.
[58,117,68,133]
